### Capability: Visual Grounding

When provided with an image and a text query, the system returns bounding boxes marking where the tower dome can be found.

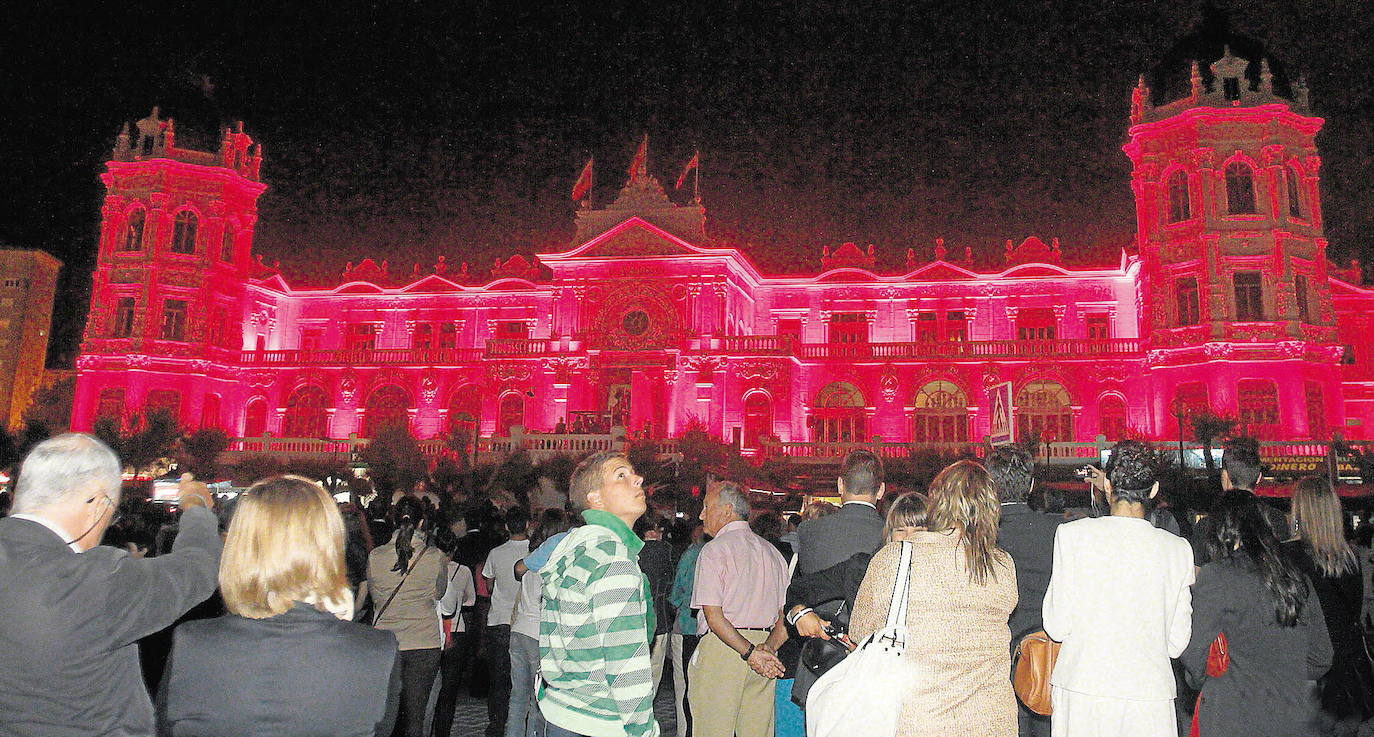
[1147,5,1298,107]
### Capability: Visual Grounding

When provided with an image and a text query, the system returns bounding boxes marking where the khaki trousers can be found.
[687,630,776,737]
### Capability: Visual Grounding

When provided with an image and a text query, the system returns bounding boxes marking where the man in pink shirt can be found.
[688,481,790,737]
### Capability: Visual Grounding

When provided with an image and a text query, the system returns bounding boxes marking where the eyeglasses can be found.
[64,495,120,547]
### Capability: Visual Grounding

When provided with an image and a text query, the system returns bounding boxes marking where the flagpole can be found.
[693,149,701,205]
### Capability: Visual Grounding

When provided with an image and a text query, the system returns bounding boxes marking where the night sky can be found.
[4,0,1372,365]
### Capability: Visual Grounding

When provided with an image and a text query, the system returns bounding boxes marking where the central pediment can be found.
[543,217,709,261]
[581,221,699,257]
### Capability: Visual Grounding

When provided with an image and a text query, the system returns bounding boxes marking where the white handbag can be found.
[805,541,917,737]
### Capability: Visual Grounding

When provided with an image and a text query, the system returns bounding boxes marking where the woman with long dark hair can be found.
[1183,489,1332,737]
[368,496,447,737]
[1284,476,1372,729]
[849,461,1017,736]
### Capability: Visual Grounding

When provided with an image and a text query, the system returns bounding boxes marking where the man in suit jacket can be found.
[0,434,222,737]
[990,445,1062,737]
[795,450,886,576]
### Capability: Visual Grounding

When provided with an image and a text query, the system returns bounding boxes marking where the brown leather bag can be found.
[1013,630,1061,716]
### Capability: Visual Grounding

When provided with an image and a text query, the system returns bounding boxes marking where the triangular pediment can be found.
[401,274,465,293]
[547,217,707,259]
[902,261,980,281]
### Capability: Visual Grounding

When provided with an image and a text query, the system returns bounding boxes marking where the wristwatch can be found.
[740,643,756,661]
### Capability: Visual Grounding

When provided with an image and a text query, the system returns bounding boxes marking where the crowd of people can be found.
[1,432,1373,737]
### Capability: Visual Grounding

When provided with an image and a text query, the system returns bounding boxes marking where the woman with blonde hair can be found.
[1285,476,1373,727]
[847,461,1018,736]
[158,475,401,736]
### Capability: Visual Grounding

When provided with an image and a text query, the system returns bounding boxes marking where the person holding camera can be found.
[1042,440,1194,736]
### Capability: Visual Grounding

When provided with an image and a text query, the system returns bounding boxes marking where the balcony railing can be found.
[485,338,562,357]
[686,335,797,355]
[797,338,1145,361]
[240,347,484,366]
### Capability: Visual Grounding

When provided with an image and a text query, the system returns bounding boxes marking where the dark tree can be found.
[358,424,427,496]
[180,428,229,479]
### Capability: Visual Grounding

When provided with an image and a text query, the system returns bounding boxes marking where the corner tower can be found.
[1127,43,1342,440]
[72,109,267,432]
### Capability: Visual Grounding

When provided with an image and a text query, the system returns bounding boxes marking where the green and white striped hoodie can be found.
[537,509,659,737]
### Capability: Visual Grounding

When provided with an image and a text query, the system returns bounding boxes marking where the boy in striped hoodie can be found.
[538,450,660,737]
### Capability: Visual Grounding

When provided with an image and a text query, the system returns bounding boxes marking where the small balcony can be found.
[240,347,486,366]
[797,338,1145,361]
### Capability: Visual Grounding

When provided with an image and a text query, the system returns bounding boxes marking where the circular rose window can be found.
[622,310,650,336]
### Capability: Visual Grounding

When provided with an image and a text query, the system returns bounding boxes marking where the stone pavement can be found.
[447,680,680,736]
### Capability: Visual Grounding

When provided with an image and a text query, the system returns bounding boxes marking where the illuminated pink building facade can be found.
[71,49,1374,450]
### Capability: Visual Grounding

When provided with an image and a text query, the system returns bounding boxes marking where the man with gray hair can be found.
[0,433,222,737]
[689,481,789,737]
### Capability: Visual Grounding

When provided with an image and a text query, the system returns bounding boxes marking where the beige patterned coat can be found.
[849,532,1018,737]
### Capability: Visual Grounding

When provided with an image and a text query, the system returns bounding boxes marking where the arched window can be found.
[1225,161,1257,215]
[220,227,235,262]
[1015,380,1072,443]
[912,380,968,443]
[811,381,866,443]
[1286,165,1303,218]
[497,393,525,436]
[363,385,411,438]
[145,389,181,424]
[122,209,146,251]
[283,385,331,438]
[1098,394,1128,441]
[743,393,773,450]
[96,387,126,426]
[1166,170,1191,223]
[1237,379,1279,439]
[447,385,482,453]
[201,394,222,430]
[171,210,198,254]
[243,397,268,437]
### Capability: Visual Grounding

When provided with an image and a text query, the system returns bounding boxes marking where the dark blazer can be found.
[0,507,221,737]
[996,501,1063,641]
[796,502,884,576]
[786,551,873,619]
[1182,557,1332,737]
[158,603,402,737]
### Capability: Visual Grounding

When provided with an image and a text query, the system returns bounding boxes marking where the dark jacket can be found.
[1284,541,1373,719]
[795,502,884,576]
[1182,557,1332,737]
[637,538,675,636]
[0,507,222,737]
[786,551,872,619]
[996,501,1063,642]
[158,603,402,737]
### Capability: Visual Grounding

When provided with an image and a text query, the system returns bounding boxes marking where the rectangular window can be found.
[1015,307,1056,341]
[413,323,434,350]
[300,328,323,352]
[345,323,377,350]
[946,311,968,342]
[776,319,802,341]
[113,297,136,338]
[1238,379,1279,438]
[916,312,938,342]
[828,312,867,344]
[1294,274,1311,323]
[1176,277,1200,326]
[1305,381,1326,439]
[159,300,187,341]
[1085,314,1111,340]
[497,321,528,339]
[1234,271,1264,321]
[439,322,457,349]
